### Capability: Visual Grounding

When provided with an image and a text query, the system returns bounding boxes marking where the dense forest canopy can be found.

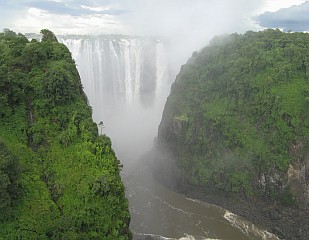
[157,29,309,207]
[0,29,131,239]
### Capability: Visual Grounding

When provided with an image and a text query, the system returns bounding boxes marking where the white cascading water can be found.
[60,35,171,161]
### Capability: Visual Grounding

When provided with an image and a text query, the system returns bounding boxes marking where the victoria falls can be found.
[59,31,307,239]
[1,1,309,240]
[59,34,283,240]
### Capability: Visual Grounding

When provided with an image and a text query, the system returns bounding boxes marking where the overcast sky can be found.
[0,0,307,36]
[1,0,308,71]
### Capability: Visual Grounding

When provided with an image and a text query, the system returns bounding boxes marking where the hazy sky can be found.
[1,0,308,73]
[0,0,307,35]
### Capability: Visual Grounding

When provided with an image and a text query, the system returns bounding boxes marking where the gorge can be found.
[1,29,306,239]
[59,33,299,239]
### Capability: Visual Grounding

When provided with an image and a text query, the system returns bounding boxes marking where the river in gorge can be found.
[60,35,280,240]
[121,160,280,240]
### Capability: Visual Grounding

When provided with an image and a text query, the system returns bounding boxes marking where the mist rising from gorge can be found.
[58,1,267,166]
[60,36,171,163]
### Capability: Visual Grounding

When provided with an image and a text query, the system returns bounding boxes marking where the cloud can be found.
[13,0,126,16]
[257,1,309,31]
[12,7,125,34]
[23,0,92,16]
[260,0,307,12]
[1,0,267,37]
[3,0,309,36]
[0,0,128,34]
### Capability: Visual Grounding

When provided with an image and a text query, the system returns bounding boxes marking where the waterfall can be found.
[60,35,172,160]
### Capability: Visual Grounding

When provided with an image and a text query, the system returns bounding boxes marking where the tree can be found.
[40,29,58,42]
[2,28,16,39]
[98,121,104,135]
[21,42,47,68]
[42,65,79,106]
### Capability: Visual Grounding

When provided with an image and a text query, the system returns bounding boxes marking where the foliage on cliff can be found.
[0,29,131,239]
[157,29,309,206]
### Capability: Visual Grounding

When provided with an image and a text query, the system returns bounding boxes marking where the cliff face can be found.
[156,29,309,209]
[0,29,131,239]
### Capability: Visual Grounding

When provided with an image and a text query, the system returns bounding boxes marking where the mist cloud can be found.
[118,0,265,75]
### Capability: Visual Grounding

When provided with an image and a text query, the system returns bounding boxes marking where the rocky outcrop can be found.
[287,149,309,209]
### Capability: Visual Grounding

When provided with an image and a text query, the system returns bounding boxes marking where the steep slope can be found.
[0,29,131,239]
[155,29,309,239]
[156,29,309,209]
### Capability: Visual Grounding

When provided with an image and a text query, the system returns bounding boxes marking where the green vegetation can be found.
[158,29,309,205]
[0,29,131,239]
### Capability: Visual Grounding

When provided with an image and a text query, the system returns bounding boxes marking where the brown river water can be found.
[121,162,280,240]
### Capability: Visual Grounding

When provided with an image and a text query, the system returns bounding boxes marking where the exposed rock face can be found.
[287,150,309,209]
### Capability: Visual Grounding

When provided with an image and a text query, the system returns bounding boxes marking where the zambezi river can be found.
[121,161,280,240]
